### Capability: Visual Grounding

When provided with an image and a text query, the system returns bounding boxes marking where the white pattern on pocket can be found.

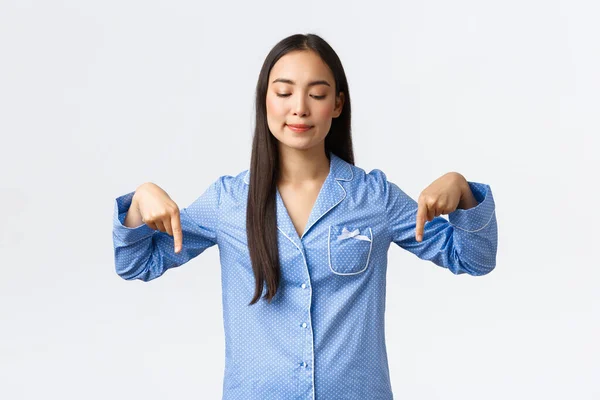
[337,226,372,242]
[328,225,373,275]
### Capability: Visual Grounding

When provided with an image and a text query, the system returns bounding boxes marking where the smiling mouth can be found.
[286,124,313,132]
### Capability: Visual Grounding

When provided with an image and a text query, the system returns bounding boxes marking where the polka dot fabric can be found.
[112,152,498,399]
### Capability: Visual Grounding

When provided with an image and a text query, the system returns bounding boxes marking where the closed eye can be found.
[276,93,326,100]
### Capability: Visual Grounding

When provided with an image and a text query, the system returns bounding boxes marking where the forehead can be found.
[269,50,334,84]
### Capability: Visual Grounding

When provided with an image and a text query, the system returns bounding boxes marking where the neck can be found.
[277,145,330,185]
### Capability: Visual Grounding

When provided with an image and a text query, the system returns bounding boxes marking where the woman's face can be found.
[266,50,344,153]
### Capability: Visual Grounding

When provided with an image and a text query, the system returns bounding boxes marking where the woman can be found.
[112,33,497,400]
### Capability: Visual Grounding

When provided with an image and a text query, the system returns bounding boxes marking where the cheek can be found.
[266,96,284,118]
[316,103,335,120]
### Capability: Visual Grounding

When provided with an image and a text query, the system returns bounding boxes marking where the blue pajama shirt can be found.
[112,152,498,399]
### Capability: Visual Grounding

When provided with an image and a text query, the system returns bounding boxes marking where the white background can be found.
[1,0,598,399]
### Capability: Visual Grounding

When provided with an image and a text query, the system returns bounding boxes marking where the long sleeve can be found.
[112,178,222,281]
[382,173,497,276]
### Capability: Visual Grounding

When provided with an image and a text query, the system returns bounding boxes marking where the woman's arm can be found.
[122,190,144,228]
[374,170,497,276]
[112,178,222,281]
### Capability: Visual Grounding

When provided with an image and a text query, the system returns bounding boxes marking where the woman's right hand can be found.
[131,182,183,253]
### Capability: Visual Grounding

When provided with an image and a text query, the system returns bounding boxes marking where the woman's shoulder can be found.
[206,169,250,205]
[215,169,248,188]
[214,162,393,195]
[349,163,391,192]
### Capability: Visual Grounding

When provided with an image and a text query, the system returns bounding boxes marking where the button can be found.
[301,322,307,328]
[301,283,307,289]
[300,361,305,367]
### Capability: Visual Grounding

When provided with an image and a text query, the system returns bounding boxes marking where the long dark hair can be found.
[246,33,354,305]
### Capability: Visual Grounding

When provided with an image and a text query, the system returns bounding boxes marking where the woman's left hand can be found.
[415,172,477,242]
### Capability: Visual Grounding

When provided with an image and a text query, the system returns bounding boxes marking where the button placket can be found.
[294,239,314,398]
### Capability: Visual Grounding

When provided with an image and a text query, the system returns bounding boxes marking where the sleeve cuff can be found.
[448,182,495,232]
[113,191,156,243]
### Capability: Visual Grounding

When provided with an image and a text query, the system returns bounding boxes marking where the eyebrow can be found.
[271,78,331,87]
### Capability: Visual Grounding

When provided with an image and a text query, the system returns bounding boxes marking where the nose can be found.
[293,94,309,117]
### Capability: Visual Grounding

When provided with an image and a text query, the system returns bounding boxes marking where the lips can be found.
[286,124,313,132]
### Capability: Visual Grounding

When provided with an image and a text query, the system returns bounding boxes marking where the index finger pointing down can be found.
[171,212,183,253]
[415,199,427,242]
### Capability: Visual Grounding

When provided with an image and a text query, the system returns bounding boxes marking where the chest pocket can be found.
[327,225,373,275]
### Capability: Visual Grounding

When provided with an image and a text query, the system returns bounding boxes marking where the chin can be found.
[279,140,324,152]
[281,142,311,150]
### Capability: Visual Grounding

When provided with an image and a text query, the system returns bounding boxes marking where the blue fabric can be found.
[112,152,497,399]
